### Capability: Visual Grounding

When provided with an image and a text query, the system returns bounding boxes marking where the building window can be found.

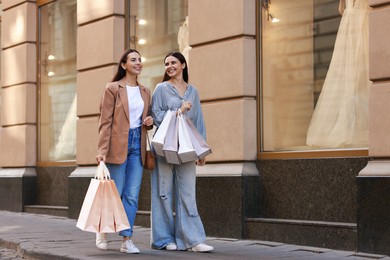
[126,0,188,90]
[38,0,77,162]
[260,0,369,152]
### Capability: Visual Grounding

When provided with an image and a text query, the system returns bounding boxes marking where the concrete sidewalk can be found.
[0,211,388,260]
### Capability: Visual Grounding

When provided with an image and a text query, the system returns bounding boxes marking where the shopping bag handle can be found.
[95,161,111,180]
[177,108,183,117]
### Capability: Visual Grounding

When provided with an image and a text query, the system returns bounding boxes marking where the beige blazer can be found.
[97,78,152,165]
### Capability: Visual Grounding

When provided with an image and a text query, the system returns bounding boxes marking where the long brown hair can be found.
[162,52,189,83]
[112,49,141,82]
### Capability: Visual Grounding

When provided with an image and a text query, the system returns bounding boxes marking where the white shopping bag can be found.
[152,110,175,156]
[178,114,198,163]
[185,117,212,159]
[163,114,181,165]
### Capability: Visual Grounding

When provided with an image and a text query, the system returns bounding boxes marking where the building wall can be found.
[189,0,257,162]
[183,0,260,238]
[0,0,38,211]
[68,0,126,218]
[0,1,37,167]
[76,0,124,165]
[356,0,390,256]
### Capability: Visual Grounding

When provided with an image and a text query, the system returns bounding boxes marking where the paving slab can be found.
[0,211,389,260]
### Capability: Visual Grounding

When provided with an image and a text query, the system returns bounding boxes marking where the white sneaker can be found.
[120,240,140,254]
[96,233,108,250]
[188,243,214,252]
[166,242,177,251]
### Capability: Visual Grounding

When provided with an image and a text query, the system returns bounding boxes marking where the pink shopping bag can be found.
[76,161,130,233]
[76,177,104,233]
[107,180,131,232]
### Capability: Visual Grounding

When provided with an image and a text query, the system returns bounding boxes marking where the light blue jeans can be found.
[107,127,143,238]
[151,156,206,250]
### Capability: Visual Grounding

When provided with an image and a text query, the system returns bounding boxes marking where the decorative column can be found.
[357,0,390,255]
[0,0,37,211]
[188,0,260,238]
[68,0,125,218]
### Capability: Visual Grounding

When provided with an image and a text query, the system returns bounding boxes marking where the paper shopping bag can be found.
[99,180,116,233]
[178,114,198,163]
[76,161,116,233]
[152,110,175,156]
[185,117,212,159]
[106,180,130,232]
[163,114,181,164]
[76,178,104,232]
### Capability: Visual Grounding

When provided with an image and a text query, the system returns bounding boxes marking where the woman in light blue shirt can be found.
[151,52,213,252]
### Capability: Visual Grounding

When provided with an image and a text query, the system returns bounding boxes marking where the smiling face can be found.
[164,55,185,79]
[122,51,143,76]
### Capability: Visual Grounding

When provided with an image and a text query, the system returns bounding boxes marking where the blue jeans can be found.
[151,156,206,250]
[107,127,143,238]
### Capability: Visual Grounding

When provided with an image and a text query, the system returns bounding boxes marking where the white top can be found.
[126,85,144,129]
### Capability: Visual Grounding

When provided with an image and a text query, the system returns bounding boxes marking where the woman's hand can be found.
[143,116,154,126]
[96,154,106,164]
[196,158,206,166]
[179,101,192,114]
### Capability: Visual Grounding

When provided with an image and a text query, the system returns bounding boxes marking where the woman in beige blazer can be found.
[96,49,153,254]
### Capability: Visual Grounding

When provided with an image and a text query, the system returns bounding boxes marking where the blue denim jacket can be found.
[151,82,206,140]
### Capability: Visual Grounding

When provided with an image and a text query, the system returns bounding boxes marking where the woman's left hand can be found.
[143,116,154,126]
[196,158,206,166]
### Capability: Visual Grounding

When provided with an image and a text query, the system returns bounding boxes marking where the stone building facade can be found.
[0,0,389,256]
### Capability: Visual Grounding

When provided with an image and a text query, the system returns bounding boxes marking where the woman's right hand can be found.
[179,101,192,114]
[96,154,106,164]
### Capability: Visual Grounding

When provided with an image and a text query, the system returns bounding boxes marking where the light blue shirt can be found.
[151,82,206,140]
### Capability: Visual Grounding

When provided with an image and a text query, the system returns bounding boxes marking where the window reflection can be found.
[261,0,369,151]
[128,0,188,91]
[38,0,77,161]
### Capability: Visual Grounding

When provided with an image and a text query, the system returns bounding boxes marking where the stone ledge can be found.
[359,160,390,176]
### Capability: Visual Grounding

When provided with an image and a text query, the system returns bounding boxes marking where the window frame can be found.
[255,0,369,160]
[36,0,77,167]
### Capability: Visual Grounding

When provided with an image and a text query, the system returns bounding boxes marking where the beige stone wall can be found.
[0,1,37,167]
[188,0,257,161]
[76,0,125,165]
[0,0,257,167]
[360,0,390,176]
[367,0,390,157]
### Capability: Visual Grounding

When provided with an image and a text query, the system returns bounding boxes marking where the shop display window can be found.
[38,0,77,162]
[260,0,369,152]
